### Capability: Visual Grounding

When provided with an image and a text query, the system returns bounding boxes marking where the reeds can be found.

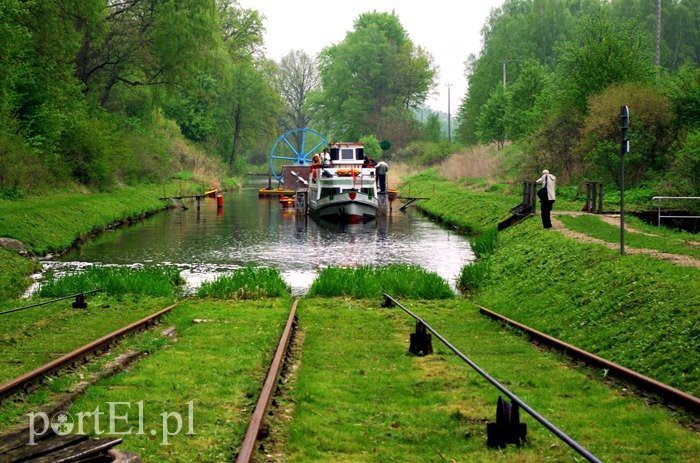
[39,266,183,297]
[470,226,499,257]
[308,264,453,299]
[197,266,290,299]
[437,145,501,181]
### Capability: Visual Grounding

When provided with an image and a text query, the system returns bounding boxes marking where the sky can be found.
[238,0,506,115]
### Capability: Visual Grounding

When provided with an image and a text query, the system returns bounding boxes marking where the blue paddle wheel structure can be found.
[268,128,328,183]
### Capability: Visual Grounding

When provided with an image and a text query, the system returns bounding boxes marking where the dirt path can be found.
[551,212,700,268]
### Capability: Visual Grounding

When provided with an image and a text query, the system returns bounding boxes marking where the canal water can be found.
[42,186,474,294]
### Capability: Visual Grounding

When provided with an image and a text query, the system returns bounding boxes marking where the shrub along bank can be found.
[402,172,700,396]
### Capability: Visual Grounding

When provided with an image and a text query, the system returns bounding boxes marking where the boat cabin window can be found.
[320,187,341,198]
[356,148,365,160]
[341,149,354,160]
[329,147,340,160]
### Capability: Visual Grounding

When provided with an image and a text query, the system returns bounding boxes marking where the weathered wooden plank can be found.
[0,428,56,456]
[5,433,87,463]
[29,438,122,463]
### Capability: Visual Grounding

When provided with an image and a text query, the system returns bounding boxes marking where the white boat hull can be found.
[309,192,378,223]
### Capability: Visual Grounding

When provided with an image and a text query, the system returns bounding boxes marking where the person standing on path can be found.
[375,160,389,193]
[536,169,556,228]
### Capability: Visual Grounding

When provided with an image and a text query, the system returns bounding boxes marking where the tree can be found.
[557,12,655,113]
[423,112,442,142]
[477,88,508,148]
[504,60,552,140]
[275,50,318,132]
[313,12,435,145]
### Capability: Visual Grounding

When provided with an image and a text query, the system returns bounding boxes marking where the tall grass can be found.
[437,144,501,181]
[197,266,290,299]
[458,261,490,294]
[39,266,183,297]
[471,226,499,257]
[308,264,453,299]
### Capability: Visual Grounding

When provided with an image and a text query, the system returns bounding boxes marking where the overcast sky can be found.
[239,0,505,115]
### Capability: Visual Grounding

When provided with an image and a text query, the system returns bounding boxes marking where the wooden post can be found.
[597,183,604,213]
[409,321,433,356]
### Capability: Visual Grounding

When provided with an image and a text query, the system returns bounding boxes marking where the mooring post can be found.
[409,321,433,356]
[381,294,395,308]
[486,396,527,449]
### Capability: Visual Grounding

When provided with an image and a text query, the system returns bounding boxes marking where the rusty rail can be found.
[479,306,700,414]
[0,302,180,401]
[236,297,299,463]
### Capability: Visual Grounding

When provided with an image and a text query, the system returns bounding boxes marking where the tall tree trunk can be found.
[231,106,242,171]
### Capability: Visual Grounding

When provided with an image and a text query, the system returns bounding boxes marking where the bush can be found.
[39,266,183,297]
[579,83,673,186]
[663,129,700,196]
[308,264,454,299]
[198,266,289,299]
[398,140,461,166]
[359,134,382,159]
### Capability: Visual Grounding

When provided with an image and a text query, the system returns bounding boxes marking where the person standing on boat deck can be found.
[536,169,556,229]
[322,148,331,166]
[376,160,389,193]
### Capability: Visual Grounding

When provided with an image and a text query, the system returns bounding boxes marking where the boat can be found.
[307,142,379,223]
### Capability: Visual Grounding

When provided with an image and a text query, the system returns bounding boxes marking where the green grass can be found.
[283,298,698,462]
[559,214,700,258]
[0,295,175,384]
[197,266,290,299]
[0,248,39,300]
[66,299,289,461]
[0,183,194,255]
[38,266,183,297]
[403,171,699,395]
[308,264,454,299]
[474,219,700,395]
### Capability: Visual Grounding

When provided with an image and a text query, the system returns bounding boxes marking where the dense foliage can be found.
[455,0,699,191]
[0,0,281,193]
[311,12,436,150]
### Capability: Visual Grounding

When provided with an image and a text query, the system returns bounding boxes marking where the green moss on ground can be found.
[0,249,38,301]
[283,298,698,462]
[402,172,700,395]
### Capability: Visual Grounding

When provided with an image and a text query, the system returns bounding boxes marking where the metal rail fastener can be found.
[0,289,103,316]
[236,298,299,463]
[382,293,603,463]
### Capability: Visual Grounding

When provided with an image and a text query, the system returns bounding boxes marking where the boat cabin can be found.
[328,142,365,166]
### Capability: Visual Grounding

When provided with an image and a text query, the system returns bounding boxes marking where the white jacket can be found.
[536,172,556,201]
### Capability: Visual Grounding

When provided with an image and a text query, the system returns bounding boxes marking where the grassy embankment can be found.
[0,180,208,301]
[401,170,700,396]
[281,296,698,462]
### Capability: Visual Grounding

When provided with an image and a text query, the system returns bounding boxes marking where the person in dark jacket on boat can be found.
[536,169,556,228]
[376,160,389,193]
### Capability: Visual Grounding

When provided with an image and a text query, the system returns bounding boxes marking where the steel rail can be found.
[383,293,603,463]
[0,290,103,316]
[0,302,180,401]
[479,306,700,414]
[236,297,299,463]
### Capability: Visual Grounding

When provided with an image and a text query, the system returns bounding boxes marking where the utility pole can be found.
[446,84,452,143]
[655,0,661,70]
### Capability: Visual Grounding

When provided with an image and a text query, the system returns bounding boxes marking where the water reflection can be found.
[44,186,475,294]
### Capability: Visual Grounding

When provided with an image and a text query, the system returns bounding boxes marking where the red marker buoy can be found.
[216,194,223,208]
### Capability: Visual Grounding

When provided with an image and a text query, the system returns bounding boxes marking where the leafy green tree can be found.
[477,88,508,148]
[359,135,382,159]
[423,112,442,142]
[557,12,655,113]
[314,12,435,145]
[504,60,552,140]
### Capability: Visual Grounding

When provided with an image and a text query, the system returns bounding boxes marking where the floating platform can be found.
[259,188,295,197]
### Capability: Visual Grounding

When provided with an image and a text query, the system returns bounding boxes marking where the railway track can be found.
[478,305,700,414]
[0,302,180,401]
[236,297,299,463]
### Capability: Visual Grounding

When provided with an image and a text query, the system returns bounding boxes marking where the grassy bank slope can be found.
[283,298,698,462]
[0,249,38,300]
[401,173,700,395]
